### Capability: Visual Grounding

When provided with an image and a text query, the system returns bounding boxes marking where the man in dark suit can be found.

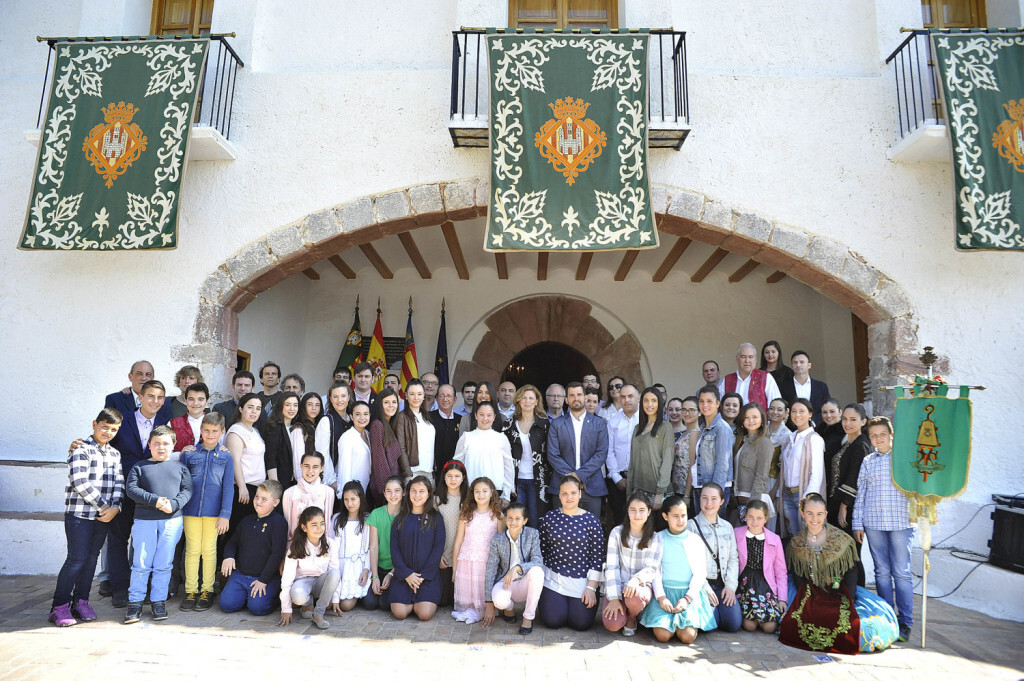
[779,350,831,425]
[429,384,461,480]
[546,382,608,516]
[212,370,266,429]
[106,379,171,607]
[104,360,173,420]
[351,361,378,413]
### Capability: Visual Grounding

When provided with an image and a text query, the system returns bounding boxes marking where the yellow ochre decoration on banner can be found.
[993,98,1024,173]
[83,102,147,188]
[535,97,606,186]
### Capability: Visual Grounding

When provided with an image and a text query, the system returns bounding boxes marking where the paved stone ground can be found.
[0,576,1021,681]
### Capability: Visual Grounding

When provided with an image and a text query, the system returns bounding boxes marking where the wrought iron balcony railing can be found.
[449,29,690,149]
[35,34,244,142]
[885,30,943,139]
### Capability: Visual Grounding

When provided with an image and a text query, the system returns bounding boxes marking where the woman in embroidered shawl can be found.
[779,493,861,654]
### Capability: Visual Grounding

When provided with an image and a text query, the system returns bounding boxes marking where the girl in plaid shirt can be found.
[49,408,124,627]
[602,493,664,636]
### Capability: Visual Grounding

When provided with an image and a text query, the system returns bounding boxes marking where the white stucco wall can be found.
[0,0,1022,575]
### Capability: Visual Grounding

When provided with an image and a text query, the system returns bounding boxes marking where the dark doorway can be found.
[502,342,597,390]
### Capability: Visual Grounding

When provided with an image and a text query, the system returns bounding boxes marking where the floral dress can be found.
[737,533,783,623]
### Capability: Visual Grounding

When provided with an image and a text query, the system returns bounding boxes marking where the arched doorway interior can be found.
[502,342,597,390]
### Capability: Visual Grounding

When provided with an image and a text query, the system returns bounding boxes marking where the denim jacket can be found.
[181,444,234,519]
[694,414,734,489]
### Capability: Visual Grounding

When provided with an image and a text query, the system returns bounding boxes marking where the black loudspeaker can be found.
[989,494,1024,575]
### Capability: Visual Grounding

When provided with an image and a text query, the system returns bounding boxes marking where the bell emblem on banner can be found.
[535,97,607,186]
[83,102,147,188]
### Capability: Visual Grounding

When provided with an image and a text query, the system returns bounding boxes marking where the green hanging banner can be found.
[20,37,210,250]
[485,31,657,251]
[892,378,973,514]
[931,30,1024,250]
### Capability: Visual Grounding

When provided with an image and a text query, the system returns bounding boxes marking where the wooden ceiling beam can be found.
[495,253,508,280]
[397,232,431,279]
[440,221,470,280]
[327,255,356,279]
[690,247,729,283]
[728,258,760,283]
[301,267,320,281]
[766,270,787,284]
[537,252,549,281]
[614,250,639,281]
[358,243,394,279]
[575,252,593,281]
[652,237,691,282]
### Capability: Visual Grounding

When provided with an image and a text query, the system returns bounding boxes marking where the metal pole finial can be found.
[408,296,413,314]
[377,297,381,313]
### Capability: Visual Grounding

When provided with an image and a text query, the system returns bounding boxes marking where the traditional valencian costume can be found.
[779,524,861,654]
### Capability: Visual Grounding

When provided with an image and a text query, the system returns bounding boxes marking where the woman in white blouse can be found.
[336,402,372,493]
[454,402,514,503]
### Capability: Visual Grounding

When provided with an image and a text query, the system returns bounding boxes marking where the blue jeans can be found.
[782,488,802,538]
[219,571,279,616]
[128,516,184,604]
[52,513,109,607]
[516,479,542,528]
[709,583,743,632]
[864,527,914,627]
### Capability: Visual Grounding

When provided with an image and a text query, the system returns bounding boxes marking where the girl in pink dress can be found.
[451,477,505,624]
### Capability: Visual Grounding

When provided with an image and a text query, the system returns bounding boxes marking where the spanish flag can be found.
[400,307,418,398]
[367,306,387,394]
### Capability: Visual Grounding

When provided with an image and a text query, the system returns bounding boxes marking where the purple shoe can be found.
[49,603,77,627]
[72,600,97,622]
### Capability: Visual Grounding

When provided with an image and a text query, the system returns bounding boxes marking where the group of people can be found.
[50,340,915,654]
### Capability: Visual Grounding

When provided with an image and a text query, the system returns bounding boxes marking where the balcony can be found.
[449,29,690,149]
[26,34,243,161]
[885,29,949,163]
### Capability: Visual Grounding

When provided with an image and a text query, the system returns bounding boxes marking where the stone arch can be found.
[449,294,649,389]
[183,178,936,413]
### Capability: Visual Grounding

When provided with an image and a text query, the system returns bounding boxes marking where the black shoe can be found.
[194,591,213,612]
[123,603,143,625]
[180,593,197,611]
[151,601,168,621]
[98,581,112,598]
[898,624,912,642]
[519,625,533,635]
[502,611,517,623]
[111,591,129,608]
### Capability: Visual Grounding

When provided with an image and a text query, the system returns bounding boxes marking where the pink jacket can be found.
[734,526,788,602]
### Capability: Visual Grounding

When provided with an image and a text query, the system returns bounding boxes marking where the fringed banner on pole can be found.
[485,31,656,252]
[20,37,209,250]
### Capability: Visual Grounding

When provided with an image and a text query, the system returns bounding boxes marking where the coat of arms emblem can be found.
[535,97,607,186]
[993,98,1024,173]
[83,101,147,188]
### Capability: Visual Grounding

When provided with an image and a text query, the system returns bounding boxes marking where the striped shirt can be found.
[602,529,663,601]
[64,436,123,519]
[852,449,913,532]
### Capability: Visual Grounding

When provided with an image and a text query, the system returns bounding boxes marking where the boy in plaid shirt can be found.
[49,408,124,627]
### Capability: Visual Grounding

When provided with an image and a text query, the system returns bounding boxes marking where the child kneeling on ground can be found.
[219,479,288,616]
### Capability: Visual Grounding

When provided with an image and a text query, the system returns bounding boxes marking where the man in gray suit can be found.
[547,382,609,516]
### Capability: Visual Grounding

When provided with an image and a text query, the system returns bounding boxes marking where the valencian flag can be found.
[932,30,1024,250]
[434,300,450,385]
[367,304,388,394]
[20,37,209,250]
[893,377,973,520]
[485,30,657,251]
[335,301,363,375]
[399,302,419,398]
